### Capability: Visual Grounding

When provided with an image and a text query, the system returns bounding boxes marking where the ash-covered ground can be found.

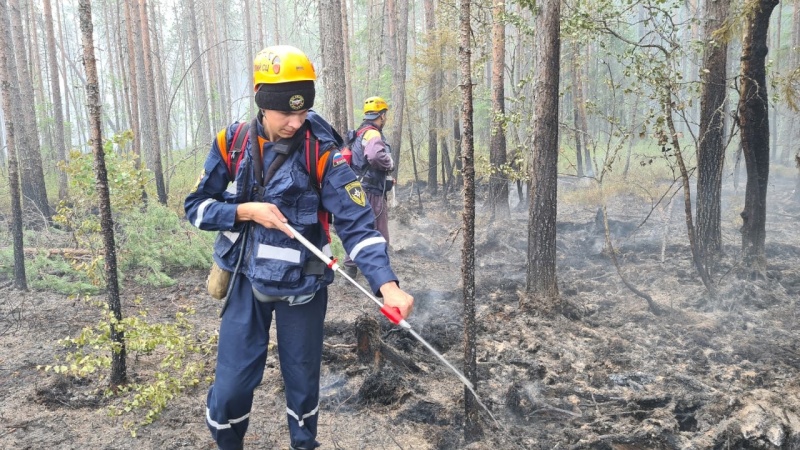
[1,174,800,449]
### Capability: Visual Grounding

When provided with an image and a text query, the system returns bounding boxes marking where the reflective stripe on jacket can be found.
[184,111,398,296]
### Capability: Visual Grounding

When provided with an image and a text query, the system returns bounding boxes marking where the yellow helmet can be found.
[363,96,389,119]
[253,45,316,111]
[253,45,316,88]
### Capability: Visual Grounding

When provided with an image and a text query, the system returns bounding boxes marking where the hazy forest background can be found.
[1,0,800,447]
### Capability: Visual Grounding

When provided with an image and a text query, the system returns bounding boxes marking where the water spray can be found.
[284,223,498,425]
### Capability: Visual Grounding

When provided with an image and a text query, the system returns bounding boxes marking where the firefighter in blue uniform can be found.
[184,45,414,450]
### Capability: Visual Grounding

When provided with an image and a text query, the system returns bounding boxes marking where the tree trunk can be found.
[0,0,27,290]
[43,0,68,201]
[139,0,167,204]
[783,0,799,165]
[389,0,409,179]
[273,0,280,43]
[341,0,354,129]
[695,0,731,265]
[8,0,50,222]
[54,0,72,150]
[664,87,716,296]
[126,0,147,203]
[488,0,509,218]
[425,0,438,193]
[458,0,481,442]
[318,0,348,134]
[623,93,640,178]
[525,0,560,304]
[570,46,584,178]
[256,0,264,44]
[78,0,127,387]
[27,0,54,170]
[243,0,254,114]
[738,0,778,277]
[440,106,451,197]
[386,0,397,76]
[577,60,593,178]
[187,0,212,142]
[452,109,463,188]
[151,2,171,193]
[769,1,782,162]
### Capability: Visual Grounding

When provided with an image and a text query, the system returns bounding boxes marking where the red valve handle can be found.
[380,305,403,325]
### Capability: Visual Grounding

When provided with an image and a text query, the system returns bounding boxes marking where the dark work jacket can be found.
[184,110,397,297]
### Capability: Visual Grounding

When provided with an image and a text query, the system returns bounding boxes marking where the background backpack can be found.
[339,125,375,167]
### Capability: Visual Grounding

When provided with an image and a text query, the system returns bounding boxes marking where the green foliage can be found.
[29,252,101,295]
[329,232,346,263]
[39,299,217,435]
[116,204,213,287]
[474,153,528,185]
[48,131,213,291]
[0,246,99,295]
[54,133,143,256]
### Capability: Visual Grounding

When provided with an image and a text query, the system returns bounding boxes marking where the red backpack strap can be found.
[304,130,334,241]
[356,124,375,138]
[305,129,333,189]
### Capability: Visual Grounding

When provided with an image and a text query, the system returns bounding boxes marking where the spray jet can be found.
[284,223,497,425]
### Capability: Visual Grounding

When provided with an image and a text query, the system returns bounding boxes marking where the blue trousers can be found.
[206,274,327,450]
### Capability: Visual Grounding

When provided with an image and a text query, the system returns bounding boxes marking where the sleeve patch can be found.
[331,151,346,167]
[345,181,366,207]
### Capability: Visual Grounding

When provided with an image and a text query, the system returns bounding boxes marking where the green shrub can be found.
[116,204,213,287]
[40,299,217,436]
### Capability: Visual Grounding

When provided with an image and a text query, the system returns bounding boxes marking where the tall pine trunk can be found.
[43,0,68,201]
[318,0,348,133]
[78,0,127,387]
[8,0,50,222]
[458,0,481,441]
[488,0,509,218]
[128,0,149,204]
[425,0,438,193]
[525,0,560,304]
[341,0,354,129]
[738,0,778,277]
[389,0,409,178]
[570,46,584,178]
[695,0,731,264]
[139,0,167,204]
[0,0,27,290]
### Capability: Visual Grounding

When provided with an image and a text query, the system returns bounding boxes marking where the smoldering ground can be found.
[1,171,800,449]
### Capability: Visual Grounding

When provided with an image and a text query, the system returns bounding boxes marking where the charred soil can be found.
[1,177,800,449]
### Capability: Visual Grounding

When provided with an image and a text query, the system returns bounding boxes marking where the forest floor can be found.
[1,173,800,450]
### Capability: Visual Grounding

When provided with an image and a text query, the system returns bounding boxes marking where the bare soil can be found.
[2,175,800,450]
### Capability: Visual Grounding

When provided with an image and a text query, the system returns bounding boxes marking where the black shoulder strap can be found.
[247,116,264,186]
[248,116,335,196]
[253,120,311,195]
[227,122,250,179]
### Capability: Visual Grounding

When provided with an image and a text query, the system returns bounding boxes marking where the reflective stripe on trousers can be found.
[206,273,327,450]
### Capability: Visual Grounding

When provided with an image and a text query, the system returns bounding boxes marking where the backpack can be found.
[214,119,334,238]
[215,121,330,189]
[339,125,375,170]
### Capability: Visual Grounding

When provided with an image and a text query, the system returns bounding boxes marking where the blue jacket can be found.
[185,110,397,296]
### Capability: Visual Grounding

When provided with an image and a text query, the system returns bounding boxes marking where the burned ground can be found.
[1,175,800,449]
